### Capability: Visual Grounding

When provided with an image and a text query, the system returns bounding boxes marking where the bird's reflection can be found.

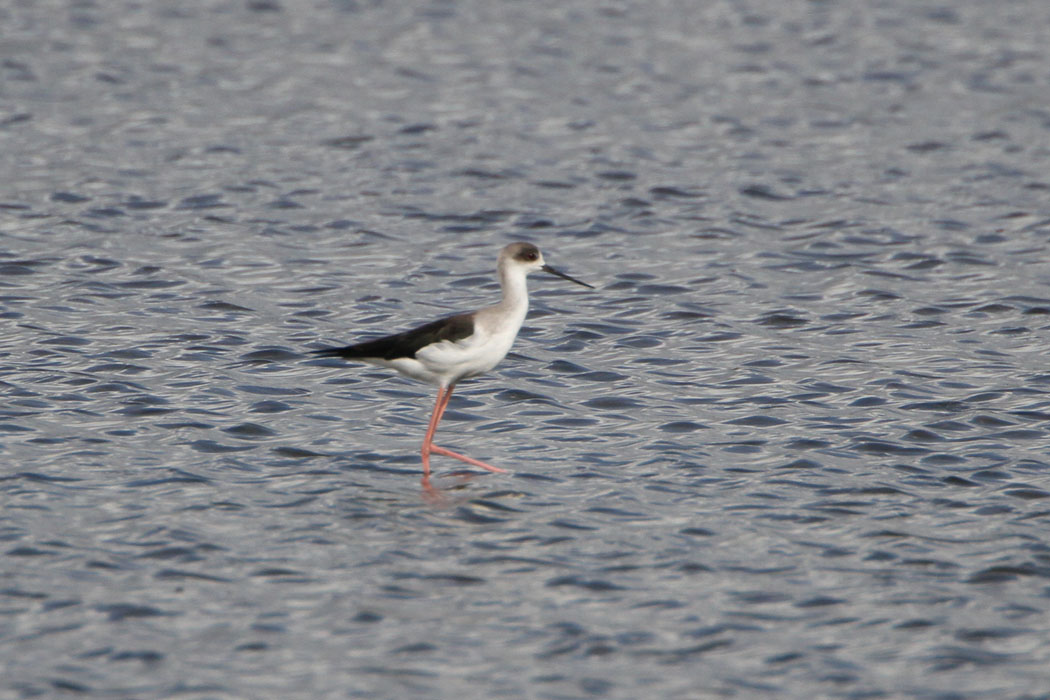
[420,471,487,505]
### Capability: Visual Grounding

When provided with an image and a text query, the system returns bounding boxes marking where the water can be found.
[3,1,1050,698]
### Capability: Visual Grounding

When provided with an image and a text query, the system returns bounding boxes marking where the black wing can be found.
[311,313,475,361]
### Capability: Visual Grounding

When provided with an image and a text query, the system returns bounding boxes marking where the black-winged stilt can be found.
[311,242,594,481]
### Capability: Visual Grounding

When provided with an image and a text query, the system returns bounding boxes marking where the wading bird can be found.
[311,242,594,480]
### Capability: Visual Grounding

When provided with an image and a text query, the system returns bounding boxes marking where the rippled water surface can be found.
[4,1,1050,698]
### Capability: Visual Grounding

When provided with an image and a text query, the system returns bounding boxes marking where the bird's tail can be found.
[309,344,376,359]
[310,346,353,358]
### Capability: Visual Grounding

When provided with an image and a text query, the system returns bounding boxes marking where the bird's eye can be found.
[525,251,538,261]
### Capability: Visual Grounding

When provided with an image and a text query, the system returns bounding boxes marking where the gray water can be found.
[4,1,1050,698]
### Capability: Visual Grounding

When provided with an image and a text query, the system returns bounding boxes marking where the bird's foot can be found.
[427,444,509,473]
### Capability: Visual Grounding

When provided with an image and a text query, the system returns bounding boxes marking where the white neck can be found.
[496,260,529,319]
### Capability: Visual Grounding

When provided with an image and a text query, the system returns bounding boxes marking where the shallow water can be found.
[4,1,1050,698]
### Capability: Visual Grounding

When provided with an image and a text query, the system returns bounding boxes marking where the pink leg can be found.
[429,444,508,473]
[420,385,450,479]
[420,384,508,477]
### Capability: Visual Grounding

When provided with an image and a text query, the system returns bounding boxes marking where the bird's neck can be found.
[496,264,529,320]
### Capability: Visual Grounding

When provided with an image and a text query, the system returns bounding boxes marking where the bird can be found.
[311,242,594,481]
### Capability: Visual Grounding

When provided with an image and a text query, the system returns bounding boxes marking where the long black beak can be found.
[542,264,595,289]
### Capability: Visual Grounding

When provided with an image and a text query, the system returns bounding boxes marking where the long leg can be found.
[429,444,508,473]
[420,384,508,476]
[432,382,454,429]
[420,385,450,479]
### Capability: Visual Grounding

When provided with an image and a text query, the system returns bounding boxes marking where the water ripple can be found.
[4,1,1050,698]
